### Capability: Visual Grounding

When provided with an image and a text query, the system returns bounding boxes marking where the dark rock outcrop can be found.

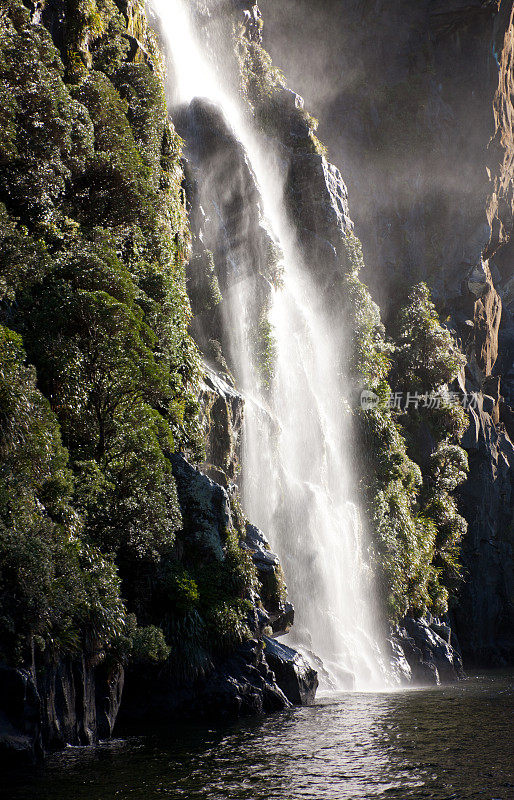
[244,523,294,636]
[117,453,317,724]
[121,634,318,726]
[263,637,318,705]
[176,97,277,386]
[0,658,124,764]
[393,617,465,685]
[170,452,232,561]
[0,666,42,766]
[120,639,291,724]
[198,364,245,487]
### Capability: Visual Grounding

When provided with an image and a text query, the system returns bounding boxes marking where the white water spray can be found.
[150,0,387,689]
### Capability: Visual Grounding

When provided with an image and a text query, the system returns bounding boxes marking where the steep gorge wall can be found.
[174,0,470,682]
[261,0,514,663]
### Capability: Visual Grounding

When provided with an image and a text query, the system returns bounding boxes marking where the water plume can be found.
[150,0,388,689]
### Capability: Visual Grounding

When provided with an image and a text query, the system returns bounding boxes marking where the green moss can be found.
[234,23,285,111]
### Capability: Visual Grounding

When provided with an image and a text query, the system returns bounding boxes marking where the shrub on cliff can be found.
[390,283,469,612]
[343,242,468,620]
[0,326,127,663]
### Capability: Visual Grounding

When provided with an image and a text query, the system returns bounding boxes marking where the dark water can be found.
[5,672,514,800]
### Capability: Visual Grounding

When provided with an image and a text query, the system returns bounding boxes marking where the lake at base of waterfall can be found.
[6,671,513,800]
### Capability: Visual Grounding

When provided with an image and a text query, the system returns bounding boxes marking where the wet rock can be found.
[235,0,264,44]
[176,98,274,292]
[199,363,245,486]
[170,453,232,561]
[39,655,97,749]
[269,603,295,638]
[398,634,440,686]
[244,523,294,635]
[120,639,292,724]
[0,666,42,766]
[263,637,318,705]
[387,636,413,685]
[37,654,125,750]
[96,663,125,740]
[197,639,291,717]
[0,657,125,762]
[393,617,465,685]
[176,97,277,386]
[286,152,353,270]
[461,406,481,449]
[245,522,280,570]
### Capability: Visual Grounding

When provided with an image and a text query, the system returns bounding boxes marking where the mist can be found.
[259,0,502,318]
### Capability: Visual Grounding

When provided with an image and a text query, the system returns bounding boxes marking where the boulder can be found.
[263,636,318,705]
[393,617,465,685]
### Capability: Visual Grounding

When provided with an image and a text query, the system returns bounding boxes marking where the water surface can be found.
[6,672,513,800]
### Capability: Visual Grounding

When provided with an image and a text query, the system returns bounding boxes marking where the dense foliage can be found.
[0,0,256,673]
[342,239,469,620]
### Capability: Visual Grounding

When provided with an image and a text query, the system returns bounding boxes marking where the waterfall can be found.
[150,0,388,689]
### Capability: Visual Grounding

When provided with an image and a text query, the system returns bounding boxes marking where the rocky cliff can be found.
[261,0,514,665]
[170,0,468,683]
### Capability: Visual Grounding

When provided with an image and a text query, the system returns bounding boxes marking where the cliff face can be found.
[173,0,468,683]
[0,0,315,762]
[261,0,514,665]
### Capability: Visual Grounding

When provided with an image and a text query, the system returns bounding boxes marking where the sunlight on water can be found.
[6,674,514,800]
[149,0,388,689]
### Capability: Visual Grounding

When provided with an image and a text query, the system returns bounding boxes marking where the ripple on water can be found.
[4,672,514,800]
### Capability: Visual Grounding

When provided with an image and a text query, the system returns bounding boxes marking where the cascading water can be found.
[150,0,388,689]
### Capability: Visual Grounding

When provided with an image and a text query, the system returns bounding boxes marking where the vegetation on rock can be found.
[0,0,474,701]
[0,0,257,676]
[343,242,469,620]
